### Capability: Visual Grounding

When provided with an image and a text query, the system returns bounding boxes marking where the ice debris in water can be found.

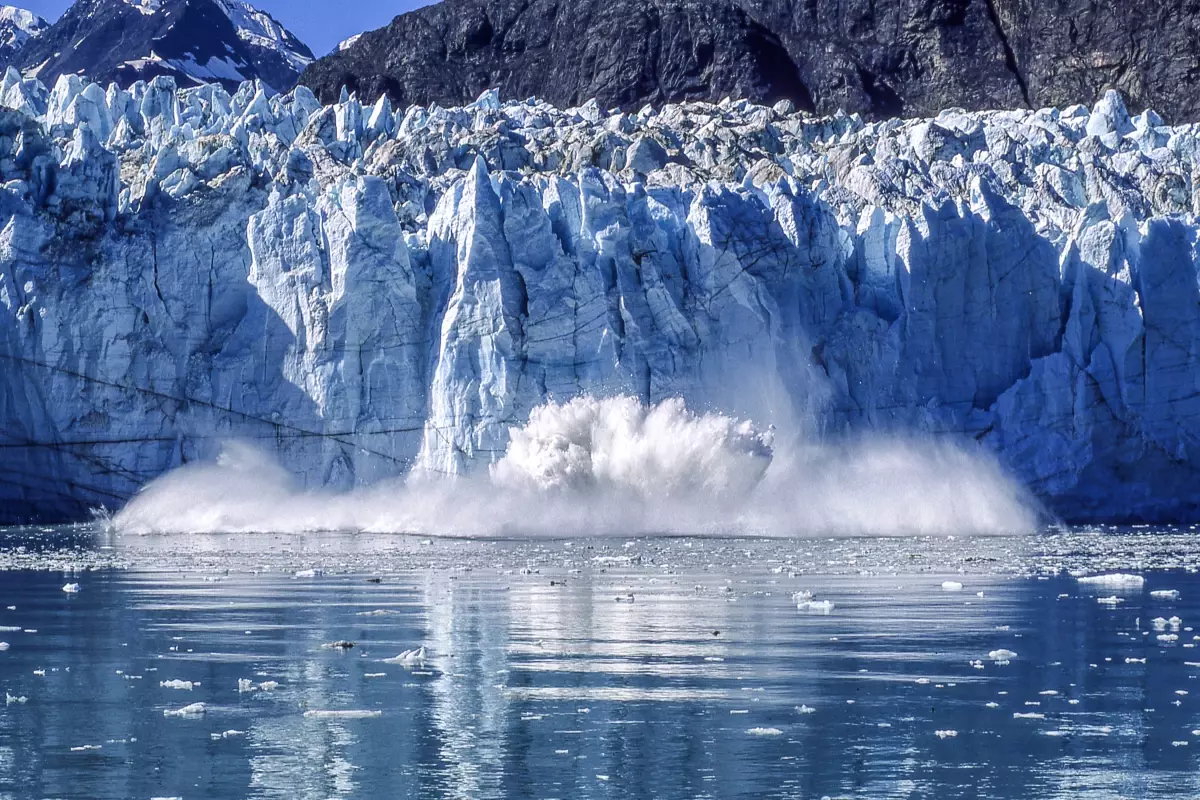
[989,649,1018,664]
[797,705,816,714]
[0,642,8,651]
[303,710,382,719]
[61,583,81,593]
[383,647,426,665]
[1152,590,1181,600]
[1076,574,1145,589]
[747,727,783,736]
[163,702,206,717]
[941,581,964,592]
[5,693,27,705]
[159,680,193,690]
[211,730,245,740]
[935,730,958,739]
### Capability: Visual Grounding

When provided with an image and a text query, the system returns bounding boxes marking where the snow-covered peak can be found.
[213,0,313,73]
[337,33,361,53]
[118,0,162,15]
[11,0,314,93]
[0,5,47,60]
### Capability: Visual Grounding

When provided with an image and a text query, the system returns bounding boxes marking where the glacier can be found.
[0,69,1198,524]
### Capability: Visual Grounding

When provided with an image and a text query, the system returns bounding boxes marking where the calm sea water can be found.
[1,527,1199,799]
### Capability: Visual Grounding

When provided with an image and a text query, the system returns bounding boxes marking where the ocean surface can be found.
[2,526,1200,799]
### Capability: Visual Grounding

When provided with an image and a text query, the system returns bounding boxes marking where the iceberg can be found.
[1,74,1199,524]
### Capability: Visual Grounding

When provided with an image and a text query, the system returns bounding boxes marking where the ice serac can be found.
[1,80,1200,523]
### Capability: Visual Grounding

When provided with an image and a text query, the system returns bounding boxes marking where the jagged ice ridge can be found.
[0,69,1197,523]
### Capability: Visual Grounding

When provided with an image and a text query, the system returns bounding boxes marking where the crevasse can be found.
[0,71,1196,523]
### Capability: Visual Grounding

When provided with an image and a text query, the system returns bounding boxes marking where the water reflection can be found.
[1,555,1200,798]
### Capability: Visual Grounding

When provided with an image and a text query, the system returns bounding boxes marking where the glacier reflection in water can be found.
[1,533,1199,799]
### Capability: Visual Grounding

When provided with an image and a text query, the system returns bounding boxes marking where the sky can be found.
[16,0,431,56]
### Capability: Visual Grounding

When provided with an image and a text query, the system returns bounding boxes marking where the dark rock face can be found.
[15,0,314,95]
[300,0,1200,122]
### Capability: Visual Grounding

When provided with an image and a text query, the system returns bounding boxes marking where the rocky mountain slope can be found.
[13,0,313,94]
[301,0,1200,123]
[0,73,1198,524]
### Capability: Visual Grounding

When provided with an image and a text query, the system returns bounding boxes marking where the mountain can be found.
[300,0,1200,122]
[14,0,314,94]
[1,74,1199,524]
[0,5,47,66]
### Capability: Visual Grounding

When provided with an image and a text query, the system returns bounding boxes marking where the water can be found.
[3,527,1200,799]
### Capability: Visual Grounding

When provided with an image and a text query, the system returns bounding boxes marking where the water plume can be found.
[113,395,1038,537]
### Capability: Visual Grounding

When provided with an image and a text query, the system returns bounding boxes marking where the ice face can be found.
[0,81,1197,523]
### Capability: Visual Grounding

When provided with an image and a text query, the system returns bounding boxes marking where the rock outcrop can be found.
[1,73,1199,523]
[301,0,1200,123]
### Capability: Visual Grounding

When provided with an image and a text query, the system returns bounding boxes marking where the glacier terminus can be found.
[0,71,1197,525]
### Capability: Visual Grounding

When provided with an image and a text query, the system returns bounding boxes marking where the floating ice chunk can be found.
[1097,596,1123,606]
[303,710,382,719]
[259,681,279,691]
[796,705,816,714]
[62,583,81,593]
[1077,574,1145,589]
[986,702,999,708]
[1152,590,1180,600]
[748,727,783,736]
[364,673,387,678]
[5,693,27,704]
[70,744,101,752]
[941,581,963,592]
[383,647,426,665]
[1173,741,1190,747]
[989,649,1018,663]
[0,626,21,632]
[163,702,206,717]
[798,600,835,614]
[159,680,193,690]
[211,730,245,740]
[293,569,319,578]
[237,678,254,693]
[1158,634,1179,642]
[935,730,958,738]
[1152,617,1169,631]
[1039,690,1058,696]
[1014,712,1045,719]
[0,642,8,651]
[1125,657,1147,664]
[1170,616,1183,630]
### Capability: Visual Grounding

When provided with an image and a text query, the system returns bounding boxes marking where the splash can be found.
[113,395,1038,536]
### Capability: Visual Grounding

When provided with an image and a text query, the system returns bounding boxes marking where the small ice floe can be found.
[985,702,999,709]
[1076,574,1145,589]
[1158,634,1179,643]
[211,730,245,740]
[796,705,816,714]
[159,680,193,690]
[293,569,321,579]
[0,626,21,632]
[383,647,426,665]
[0,643,9,651]
[6,693,27,705]
[303,710,382,719]
[1013,712,1045,719]
[989,649,1018,664]
[1153,617,1170,631]
[1170,616,1183,630]
[1125,657,1147,664]
[941,581,964,592]
[32,670,44,676]
[70,745,101,752]
[729,709,749,715]
[1097,596,1123,606]
[163,702,206,717]
[324,641,355,650]
[61,583,81,594]
[935,730,958,739]
[1039,690,1059,696]
[1173,741,1190,747]
[797,599,835,614]
[355,610,400,617]
[1152,590,1181,600]
[747,727,783,736]
[364,673,387,678]
[238,679,279,693]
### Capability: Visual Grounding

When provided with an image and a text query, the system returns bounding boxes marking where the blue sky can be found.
[18,1,430,56]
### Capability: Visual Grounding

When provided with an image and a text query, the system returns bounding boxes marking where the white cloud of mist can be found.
[112,395,1040,537]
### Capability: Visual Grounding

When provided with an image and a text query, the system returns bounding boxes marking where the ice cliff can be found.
[1,71,1198,523]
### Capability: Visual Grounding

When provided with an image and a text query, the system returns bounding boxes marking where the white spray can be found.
[113,395,1038,536]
